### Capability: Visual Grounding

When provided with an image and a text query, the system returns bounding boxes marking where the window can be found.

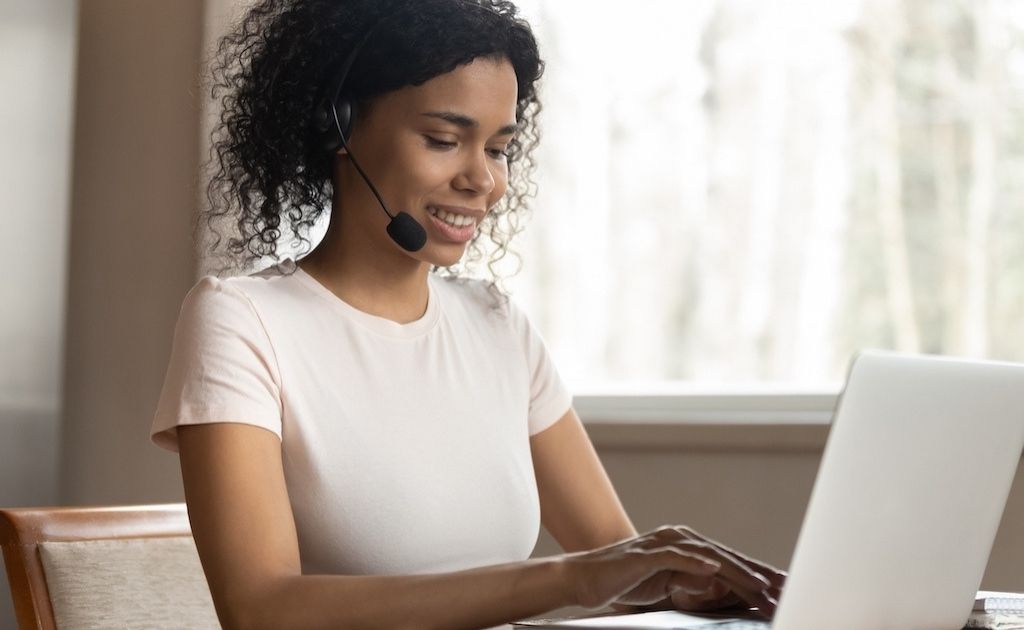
[506,0,1024,393]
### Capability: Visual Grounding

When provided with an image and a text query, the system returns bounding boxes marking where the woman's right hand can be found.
[562,526,781,618]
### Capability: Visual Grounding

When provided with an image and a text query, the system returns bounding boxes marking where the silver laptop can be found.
[762,350,1024,630]
[517,351,1024,630]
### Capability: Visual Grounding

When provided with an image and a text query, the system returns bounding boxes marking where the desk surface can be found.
[510,609,1024,629]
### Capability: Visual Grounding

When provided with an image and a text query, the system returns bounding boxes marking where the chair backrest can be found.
[0,503,219,629]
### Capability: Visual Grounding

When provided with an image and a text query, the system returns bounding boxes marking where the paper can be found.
[965,611,1024,630]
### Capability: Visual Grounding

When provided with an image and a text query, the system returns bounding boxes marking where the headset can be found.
[314,19,427,252]
[313,1,506,253]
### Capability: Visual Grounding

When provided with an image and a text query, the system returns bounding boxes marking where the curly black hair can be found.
[203,0,544,280]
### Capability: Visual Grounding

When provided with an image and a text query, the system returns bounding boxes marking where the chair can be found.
[0,503,219,629]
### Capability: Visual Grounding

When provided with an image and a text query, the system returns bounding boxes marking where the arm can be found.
[178,422,572,630]
[529,409,786,613]
[180,422,775,629]
[529,408,637,551]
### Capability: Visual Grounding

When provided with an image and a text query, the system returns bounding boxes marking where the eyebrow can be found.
[420,111,518,136]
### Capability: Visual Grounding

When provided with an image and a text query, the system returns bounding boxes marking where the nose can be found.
[453,148,497,196]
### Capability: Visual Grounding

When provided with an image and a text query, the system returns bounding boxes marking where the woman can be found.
[152,0,785,627]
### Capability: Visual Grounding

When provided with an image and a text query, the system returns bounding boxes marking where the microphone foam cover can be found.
[387,212,428,252]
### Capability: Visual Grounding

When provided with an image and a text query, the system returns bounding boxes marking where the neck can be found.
[299,202,431,325]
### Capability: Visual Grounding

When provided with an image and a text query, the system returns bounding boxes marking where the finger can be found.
[656,529,786,595]
[622,548,722,605]
[671,542,777,618]
[646,543,775,617]
[674,540,772,594]
[706,577,776,618]
[669,526,787,589]
[705,578,734,601]
[664,571,716,595]
[645,547,721,577]
[653,525,783,581]
[695,546,778,618]
[643,529,778,616]
[709,545,786,590]
[670,586,744,613]
[668,575,729,600]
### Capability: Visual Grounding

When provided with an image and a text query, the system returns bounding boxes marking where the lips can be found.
[426,205,483,244]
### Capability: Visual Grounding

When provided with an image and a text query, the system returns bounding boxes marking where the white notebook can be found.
[974,592,1024,613]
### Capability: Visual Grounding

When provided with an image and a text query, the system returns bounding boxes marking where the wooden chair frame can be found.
[0,504,190,630]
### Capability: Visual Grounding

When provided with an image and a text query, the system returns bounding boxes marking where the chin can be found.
[422,243,469,269]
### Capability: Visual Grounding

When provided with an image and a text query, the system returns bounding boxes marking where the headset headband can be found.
[324,1,506,107]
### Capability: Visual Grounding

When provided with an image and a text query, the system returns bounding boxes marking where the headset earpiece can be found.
[319,97,357,153]
[315,103,331,133]
[334,98,357,146]
[314,101,336,151]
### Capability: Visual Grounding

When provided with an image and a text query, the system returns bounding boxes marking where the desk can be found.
[510,609,1024,629]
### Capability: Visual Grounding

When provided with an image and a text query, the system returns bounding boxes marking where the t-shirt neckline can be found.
[285,260,441,339]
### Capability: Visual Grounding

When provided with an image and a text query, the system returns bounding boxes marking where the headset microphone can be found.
[319,24,428,253]
[329,104,428,253]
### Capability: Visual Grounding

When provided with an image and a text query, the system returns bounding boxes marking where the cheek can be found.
[372,133,437,184]
[489,162,510,203]
[383,151,448,203]
[410,160,450,190]
[393,143,440,180]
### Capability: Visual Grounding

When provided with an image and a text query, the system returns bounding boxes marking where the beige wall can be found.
[58,0,204,504]
[535,424,1024,594]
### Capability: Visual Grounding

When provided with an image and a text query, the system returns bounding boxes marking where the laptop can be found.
[516,351,1024,630]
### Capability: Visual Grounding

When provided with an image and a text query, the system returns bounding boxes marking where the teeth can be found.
[430,207,474,228]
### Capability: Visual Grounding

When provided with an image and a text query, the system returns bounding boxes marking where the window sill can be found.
[574,393,837,452]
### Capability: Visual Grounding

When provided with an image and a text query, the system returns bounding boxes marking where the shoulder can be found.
[179,275,258,322]
[183,260,305,315]
[429,274,542,340]
[169,277,265,356]
[430,274,515,320]
[176,262,307,338]
[179,275,250,322]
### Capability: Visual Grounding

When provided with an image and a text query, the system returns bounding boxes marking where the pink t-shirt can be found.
[152,260,572,575]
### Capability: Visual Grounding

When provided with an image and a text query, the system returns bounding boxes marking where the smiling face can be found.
[333,56,519,269]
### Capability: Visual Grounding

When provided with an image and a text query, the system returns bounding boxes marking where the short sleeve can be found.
[151,276,283,452]
[507,301,573,436]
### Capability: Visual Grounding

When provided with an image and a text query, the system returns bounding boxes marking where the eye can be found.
[486,147,510,160]
[423,135,456,150]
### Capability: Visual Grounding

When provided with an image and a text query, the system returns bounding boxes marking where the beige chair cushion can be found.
[38,536,220,629]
